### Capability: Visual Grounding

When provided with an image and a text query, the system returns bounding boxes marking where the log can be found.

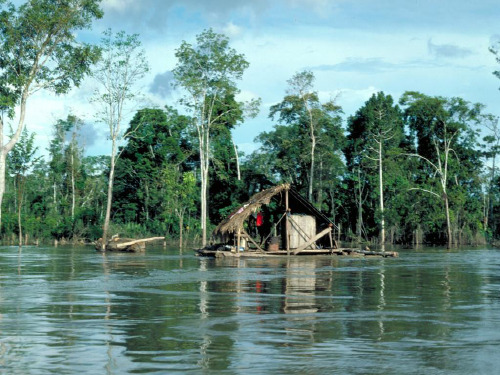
[112,236,164,249]
[96,236,165,252]
[293,227,332,255]
[354,249,399,257]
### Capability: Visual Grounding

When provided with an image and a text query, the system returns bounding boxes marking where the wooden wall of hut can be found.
[288,215,316,249]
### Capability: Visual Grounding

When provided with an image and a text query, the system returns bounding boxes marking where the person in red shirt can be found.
[256,211,265,244]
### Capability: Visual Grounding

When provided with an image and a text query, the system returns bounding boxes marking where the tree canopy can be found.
[0,18,498,249]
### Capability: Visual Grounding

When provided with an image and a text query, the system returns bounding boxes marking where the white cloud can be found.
[427,39,474,59]
[6,0,499,159]
[286,0,339,15]
[102,0,134,12]
[236,90,260,102]
[222,22,243,38]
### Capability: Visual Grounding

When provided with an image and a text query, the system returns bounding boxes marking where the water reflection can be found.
[1,246,499,374]
[283,258,319,314]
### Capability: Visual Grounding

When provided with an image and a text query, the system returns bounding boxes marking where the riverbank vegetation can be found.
[1,1,499,248]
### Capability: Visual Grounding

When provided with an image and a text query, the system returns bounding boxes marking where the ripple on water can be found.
[1,246,499,374]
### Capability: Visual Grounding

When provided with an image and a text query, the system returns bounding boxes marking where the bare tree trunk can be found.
[144,180,150,221]
[232,139,241,181]
[199,127,210,247]
[179,210,184,249]
[444,193,452,249]
[18,184,22,247]
[483,193,489,232]
[71,150,75,221]
[317,157,323,208]
[53,182,57,212]
[378,140,385,251]
[0,94,28,235]
[0,152,5,231]
[307,107,315,202]
[102,140,117,250]
[356,167,363,243]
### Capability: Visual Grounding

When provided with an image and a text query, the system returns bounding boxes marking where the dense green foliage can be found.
[1,86,496,246]
[0,17,499,247]
[0,0,103,242]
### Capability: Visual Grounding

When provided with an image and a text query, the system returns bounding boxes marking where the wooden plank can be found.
[241,228,265,252]
[288,215,315,247]
[292,227,331,255]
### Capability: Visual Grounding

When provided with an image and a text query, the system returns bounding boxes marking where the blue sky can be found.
[21,0,500,156]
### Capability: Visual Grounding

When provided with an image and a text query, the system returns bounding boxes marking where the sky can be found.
[15,0,500,157]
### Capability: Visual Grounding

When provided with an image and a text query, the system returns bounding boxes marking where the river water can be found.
[0,245,499,374]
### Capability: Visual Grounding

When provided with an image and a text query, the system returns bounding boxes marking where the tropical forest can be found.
[1,0,500,250]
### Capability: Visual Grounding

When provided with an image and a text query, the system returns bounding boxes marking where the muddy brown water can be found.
[1,245,499,374]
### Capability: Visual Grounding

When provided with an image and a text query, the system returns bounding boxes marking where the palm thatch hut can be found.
[197,184,398,258]
[201,184,338,255]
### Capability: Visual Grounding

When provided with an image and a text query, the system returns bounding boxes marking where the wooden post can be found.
[328,224,334,249]
[242,228,265,252]
[237,227,241,253]
[285,189,290,256]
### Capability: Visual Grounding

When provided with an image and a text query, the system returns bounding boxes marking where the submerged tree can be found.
[164,167,197,249]
[48,115,84,221]
[400,92,484,248]
[8,128,39,246]
[0,0,102,233]
[173,28,259,246]
[345,92,404,249]
[481,115,500,235]
[92,29,149,249]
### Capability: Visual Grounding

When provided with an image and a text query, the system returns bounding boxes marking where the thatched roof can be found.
[213,183,335,237]
[214,184,291,235]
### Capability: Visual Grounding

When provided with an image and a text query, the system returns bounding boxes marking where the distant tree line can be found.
[1,1,499,248]
[4,84,499,248]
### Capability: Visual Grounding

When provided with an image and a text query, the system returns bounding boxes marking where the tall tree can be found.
[488,41,500,237]
[172,28,259,246]
[163,167,197,248]
[8,128,39,246]
[270,71,342,202]
[65,116,83,222]
[48,115,83,223]
[92,29,149,249]
[288,71,317,201]
[345,92,404,248]
[48,117,68,216]
[400,92,484,248]
[481,115,500,234]
[265,80,343,203]
[0,0,102,233]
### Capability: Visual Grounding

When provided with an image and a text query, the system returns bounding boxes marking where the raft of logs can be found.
[196,247,398,258]
[95,236,164,252]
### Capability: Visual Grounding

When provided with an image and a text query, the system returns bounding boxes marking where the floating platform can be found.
[201,184,399,260]
[196,247,398,258]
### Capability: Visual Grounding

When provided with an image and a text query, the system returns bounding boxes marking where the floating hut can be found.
[197,184,397,258]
